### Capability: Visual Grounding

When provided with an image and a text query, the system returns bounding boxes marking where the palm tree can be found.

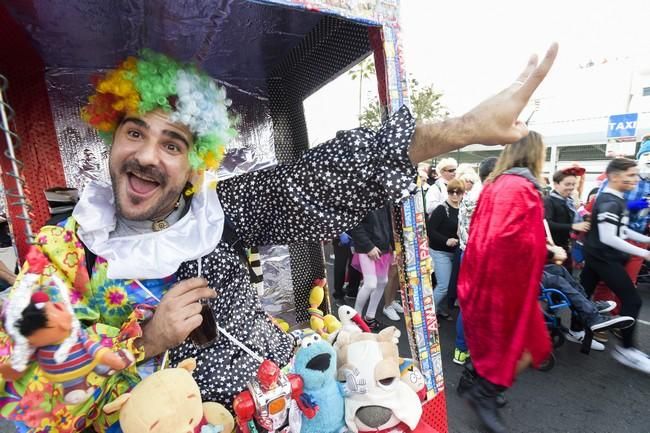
[348,57,376,121]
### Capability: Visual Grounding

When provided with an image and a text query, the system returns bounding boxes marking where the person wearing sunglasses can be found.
[426,178,465,320]
[425,157,458,215]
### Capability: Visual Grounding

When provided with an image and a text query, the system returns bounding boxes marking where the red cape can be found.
[458,174,551,387]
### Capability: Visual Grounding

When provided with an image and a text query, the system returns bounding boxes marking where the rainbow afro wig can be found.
[82,49,236,172]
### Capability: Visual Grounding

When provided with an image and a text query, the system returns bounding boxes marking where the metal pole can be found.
[0,74,33,243]
[549,143,558,173]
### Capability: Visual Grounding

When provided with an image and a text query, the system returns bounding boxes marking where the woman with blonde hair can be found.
[457,164,481,193]
[425,157,457,215]
[456,131,555,433]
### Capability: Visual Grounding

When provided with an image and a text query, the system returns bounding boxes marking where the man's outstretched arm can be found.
[408,43,559,164]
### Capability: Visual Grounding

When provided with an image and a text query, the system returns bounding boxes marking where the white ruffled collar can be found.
[73,178,224,280]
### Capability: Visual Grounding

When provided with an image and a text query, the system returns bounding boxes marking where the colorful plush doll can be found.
[292,333,345,433]
[308,279,341,340]
[103,358,235,433]
[0,248,134,405]
[233,359,318,433]
[398,358,427,402]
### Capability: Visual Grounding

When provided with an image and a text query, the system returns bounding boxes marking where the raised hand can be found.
[409,43,559,164]
[462,43,559,145]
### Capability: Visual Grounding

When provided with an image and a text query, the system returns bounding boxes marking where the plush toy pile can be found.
[1,265,429,433]
[104,358,234,433]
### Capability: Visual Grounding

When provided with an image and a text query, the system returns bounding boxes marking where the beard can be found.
[110,159,185,221]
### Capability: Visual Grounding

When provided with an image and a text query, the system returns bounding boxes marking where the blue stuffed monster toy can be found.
[293,334,346,433]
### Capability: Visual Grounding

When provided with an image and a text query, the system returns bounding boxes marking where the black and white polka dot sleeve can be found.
[217,105,417,246]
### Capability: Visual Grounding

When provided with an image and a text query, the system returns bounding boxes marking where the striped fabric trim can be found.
[37,337,109,382]
[38,348,108,382]
[249,247,263,284]
[597,211,620,223]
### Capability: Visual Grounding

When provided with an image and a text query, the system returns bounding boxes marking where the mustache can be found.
[120,160,167,187]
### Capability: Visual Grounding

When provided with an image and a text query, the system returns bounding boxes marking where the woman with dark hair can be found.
[544,167,591,272]
[427,178,465,318]
[349,205,394,330]
[457,131,555,433]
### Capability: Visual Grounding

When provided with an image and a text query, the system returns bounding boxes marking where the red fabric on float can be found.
[0,3,67,259]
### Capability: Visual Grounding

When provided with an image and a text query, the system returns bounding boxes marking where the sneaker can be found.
[453,348,470,365]
[612,345,650,374]
[593,331,609,343]
[365,317,381,332]
[611,328,623,340]
[437,311,453,321]
[390,300,404,314]
[564,330,605,351]
[589,315,635,332]
[594,300,616,313]
[383,305,400,321]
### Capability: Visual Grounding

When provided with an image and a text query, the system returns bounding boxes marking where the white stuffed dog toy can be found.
[335,327,423,433]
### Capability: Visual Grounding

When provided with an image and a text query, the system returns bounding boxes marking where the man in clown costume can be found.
[0,46,557,433]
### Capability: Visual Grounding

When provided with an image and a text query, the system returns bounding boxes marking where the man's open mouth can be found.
[127,171,161,196]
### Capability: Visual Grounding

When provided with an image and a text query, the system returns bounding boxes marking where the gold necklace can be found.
[151,199,181,232]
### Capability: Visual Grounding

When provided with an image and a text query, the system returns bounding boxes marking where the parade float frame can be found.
[0,1,447,431]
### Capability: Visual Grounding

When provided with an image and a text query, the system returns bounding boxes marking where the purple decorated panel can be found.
[5,0,323,97]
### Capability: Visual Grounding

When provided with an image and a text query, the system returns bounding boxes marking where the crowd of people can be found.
[6,41,646,433]
[401,133,650,432]
[326,129,650,433]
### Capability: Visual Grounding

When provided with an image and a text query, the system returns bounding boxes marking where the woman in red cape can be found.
[457,131,552,433]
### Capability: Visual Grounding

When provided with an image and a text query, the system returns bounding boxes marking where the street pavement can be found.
[439,285,650,433]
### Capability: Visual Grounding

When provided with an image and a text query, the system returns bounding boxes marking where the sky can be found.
[305,0,650,146]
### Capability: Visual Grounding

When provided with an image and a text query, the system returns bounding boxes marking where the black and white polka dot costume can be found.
[170,106,417,409]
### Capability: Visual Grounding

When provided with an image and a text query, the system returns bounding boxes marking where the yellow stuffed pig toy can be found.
[103,358,234,433]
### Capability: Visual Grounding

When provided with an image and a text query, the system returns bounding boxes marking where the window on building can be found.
[643,87,650,97]
[558,144,607,161]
